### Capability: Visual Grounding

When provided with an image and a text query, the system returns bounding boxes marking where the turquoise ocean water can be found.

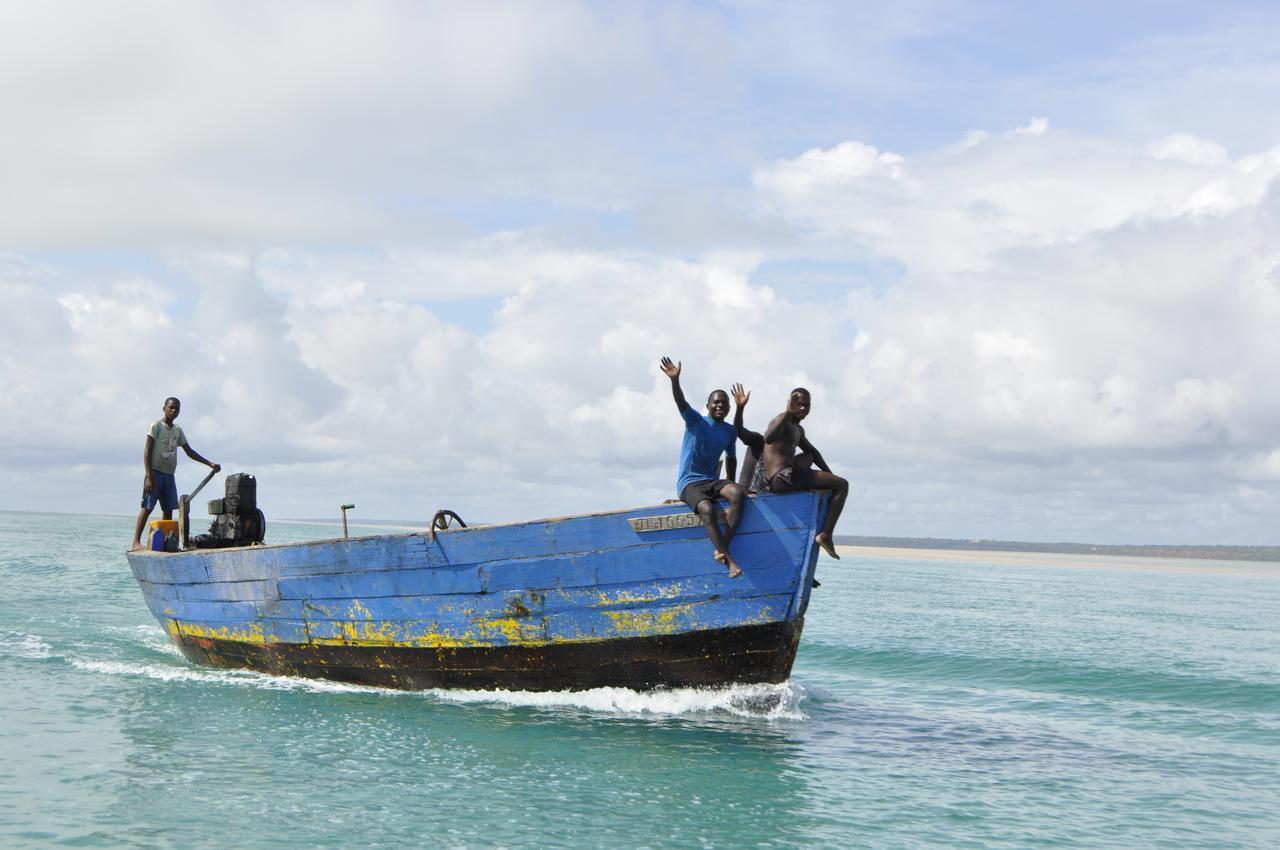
[1,510,1277,849]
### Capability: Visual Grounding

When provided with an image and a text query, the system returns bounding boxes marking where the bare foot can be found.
[815,532,840,560]
[725,556,742,579]
[714,550,728,565]
[130,542,144,551]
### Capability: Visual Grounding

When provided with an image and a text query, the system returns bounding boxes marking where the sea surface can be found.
[1,511,1277,849]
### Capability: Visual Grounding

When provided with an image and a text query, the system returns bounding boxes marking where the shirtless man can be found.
[660,356,745,578]
[759,387,848,560]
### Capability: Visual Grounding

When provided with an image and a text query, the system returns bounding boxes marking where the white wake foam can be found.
[12,633,53,660]
[68,656,394,695]
[127,625,185,658]
[71,658,236,683]
[69,643,809,719]
[426,681,807,719]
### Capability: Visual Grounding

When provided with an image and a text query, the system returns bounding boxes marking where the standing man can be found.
[131,397,220,550]
[660,356,745,578]
[759,387,848,560]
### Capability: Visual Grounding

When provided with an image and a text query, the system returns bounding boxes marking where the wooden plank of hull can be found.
[136,526,802,608]
[172,619,805,691]
[138,567,801,619]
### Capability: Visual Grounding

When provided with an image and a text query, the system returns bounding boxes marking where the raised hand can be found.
[659,356,681,379]
[730,382,750,407]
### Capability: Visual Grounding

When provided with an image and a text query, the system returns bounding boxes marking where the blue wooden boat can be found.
[125,492,828,691]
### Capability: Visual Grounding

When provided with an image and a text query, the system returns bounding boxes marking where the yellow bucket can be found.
[148,519,179,536]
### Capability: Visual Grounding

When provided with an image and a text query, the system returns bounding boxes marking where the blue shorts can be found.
[142,471,179,512]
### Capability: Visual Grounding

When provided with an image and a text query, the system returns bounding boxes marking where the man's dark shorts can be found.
[142,471,179,512]
[680,479,734,512]
[765,463,817,494]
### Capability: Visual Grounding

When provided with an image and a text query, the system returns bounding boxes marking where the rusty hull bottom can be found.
[172,620,804,691]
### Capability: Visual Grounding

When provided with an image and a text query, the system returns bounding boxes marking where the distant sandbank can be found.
[838,544,1279,577]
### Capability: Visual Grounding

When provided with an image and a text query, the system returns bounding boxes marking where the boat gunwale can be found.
[127,491,825,558]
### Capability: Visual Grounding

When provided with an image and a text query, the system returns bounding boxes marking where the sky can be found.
[2,1,1279,544]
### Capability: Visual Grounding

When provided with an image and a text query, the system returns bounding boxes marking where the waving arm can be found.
[659,356,689,413]
[730,382,751,437]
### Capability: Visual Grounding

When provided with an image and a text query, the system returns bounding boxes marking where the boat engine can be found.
[191,472,266,549]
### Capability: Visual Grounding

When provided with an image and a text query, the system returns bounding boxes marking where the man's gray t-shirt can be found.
[147,420,187,474]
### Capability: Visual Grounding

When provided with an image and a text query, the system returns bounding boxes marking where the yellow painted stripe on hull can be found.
[166,602,779,650]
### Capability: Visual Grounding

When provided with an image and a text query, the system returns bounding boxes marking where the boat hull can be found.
[128,492,826,692]
[172,619,803,691]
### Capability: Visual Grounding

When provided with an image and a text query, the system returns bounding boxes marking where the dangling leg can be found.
[810,470,847,559]
[720,482,745,547]
[697,499,741,578]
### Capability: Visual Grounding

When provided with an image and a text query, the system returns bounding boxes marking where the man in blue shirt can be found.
[660,356,745,577]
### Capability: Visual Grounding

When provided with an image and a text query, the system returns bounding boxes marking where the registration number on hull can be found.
[628,511,726,532]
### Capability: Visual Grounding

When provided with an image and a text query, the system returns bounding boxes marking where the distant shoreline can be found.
[835,535,1280,563]
[836,544,1279,576]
